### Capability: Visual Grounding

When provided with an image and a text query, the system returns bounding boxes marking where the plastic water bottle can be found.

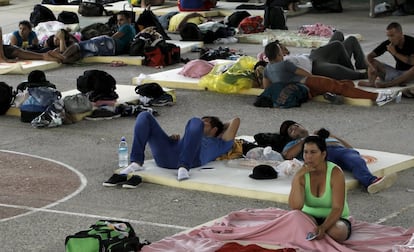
[118,136,128,168]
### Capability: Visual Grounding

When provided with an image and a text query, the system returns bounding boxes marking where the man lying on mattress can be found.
[103,112,240,187]
[50,11,136,64]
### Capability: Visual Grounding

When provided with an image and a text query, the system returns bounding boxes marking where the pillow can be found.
[179,59,214,78]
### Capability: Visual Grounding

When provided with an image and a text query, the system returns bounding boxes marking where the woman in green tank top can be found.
[289,135,351,243]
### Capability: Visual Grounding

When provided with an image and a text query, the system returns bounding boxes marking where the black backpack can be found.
[226,11,251,28]
[136,8,171,40]
[57,11,79,24]
[76,70,116,94]
[78,2,112,17]
[264,0,288,30]
[311,0,343,12]
[135,83,165,99]
[30,4,56,27]
[0,82,14,115]
[41,0,68,4]
[254,132,290,153]
[80,23,113,40]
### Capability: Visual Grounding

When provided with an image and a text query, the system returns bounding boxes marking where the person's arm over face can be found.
[220,117,240,142]
[316,166,346,240]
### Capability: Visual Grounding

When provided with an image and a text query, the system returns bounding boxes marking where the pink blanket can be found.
[142,208,414,252]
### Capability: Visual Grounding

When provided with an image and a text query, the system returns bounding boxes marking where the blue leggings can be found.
[130,112,203,169]
[327,145,377,188]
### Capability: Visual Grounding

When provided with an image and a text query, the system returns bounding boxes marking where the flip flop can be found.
[110,60,127,67]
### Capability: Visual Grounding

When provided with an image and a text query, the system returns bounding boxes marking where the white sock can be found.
[119,162,143,174]
[177,167,190,181]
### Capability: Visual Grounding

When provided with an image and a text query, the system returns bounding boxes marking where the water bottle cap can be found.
[121,136,126,141]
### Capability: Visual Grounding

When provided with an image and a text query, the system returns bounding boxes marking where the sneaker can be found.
[323,92,344,105]
[85,108,121,120]
[376,90,400,106]
[367,173,398,194]
[150,93,174,107]
[177,167,189,181]
[122,175,142,189]
[103,174,127,187]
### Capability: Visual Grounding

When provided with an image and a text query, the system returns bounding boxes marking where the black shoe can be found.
[323,92,344,105]
[103,174,127,187]
[85,107,121,121]
[122,175,142,189]
[150,93,174,107]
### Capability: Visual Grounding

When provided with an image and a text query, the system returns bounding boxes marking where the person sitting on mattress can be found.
[103,112,240,186]
[49,11,136,63]
[0,26,61,63]
[279,120,398,194]
[258,31,368,81]
[262,41,400,106]
[358,22,414,95]
[9,20,39,50]
[288,135,351,243]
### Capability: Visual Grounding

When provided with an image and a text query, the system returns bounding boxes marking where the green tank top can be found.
[302,161,349,218]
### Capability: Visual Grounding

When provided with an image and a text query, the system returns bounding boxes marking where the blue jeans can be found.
[78,35,115,58]
[327,145,377,188]
[130,112,203,169]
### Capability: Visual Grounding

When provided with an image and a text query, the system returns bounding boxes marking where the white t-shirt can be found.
[284,54,312,73]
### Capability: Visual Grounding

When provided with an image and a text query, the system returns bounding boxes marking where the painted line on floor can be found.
[0,150,87,222]
[375,202,414,224]
[0,203,189,230]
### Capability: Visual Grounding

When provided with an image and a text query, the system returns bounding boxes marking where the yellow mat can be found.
[79,40,203,65]
[0,60,61,75]
[130,145,414,203]
[132,65,414,106]
[80,55,143,66]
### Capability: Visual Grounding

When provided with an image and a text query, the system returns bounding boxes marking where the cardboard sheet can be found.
[129,146,414,203]
[0,60,61,75]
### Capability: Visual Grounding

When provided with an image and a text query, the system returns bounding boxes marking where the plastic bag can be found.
[275,158,303,177]
[245,146,284,162]
[199,56,257,93]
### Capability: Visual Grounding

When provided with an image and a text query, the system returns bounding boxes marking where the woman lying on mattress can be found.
[288,135,352,243]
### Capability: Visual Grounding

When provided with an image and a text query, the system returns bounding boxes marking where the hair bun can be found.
[316,128,330,139]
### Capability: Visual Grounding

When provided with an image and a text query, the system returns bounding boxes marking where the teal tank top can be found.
[302,161,349,218]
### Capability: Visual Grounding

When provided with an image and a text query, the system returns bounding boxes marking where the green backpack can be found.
[65,220,144,252]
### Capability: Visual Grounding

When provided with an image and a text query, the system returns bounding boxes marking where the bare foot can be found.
[358,81,375,87]
[0,57,16,63]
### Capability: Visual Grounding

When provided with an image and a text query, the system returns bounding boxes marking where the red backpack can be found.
[238,16,265,34]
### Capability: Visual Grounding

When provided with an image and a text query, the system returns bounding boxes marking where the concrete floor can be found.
[0,0,413,251]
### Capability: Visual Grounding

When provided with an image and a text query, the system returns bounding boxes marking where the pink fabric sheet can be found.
[142,208,414,252]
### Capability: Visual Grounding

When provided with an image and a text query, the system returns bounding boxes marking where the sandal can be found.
[110,60,127,67]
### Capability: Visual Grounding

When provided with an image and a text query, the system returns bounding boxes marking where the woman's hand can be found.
[315,225,326,240]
